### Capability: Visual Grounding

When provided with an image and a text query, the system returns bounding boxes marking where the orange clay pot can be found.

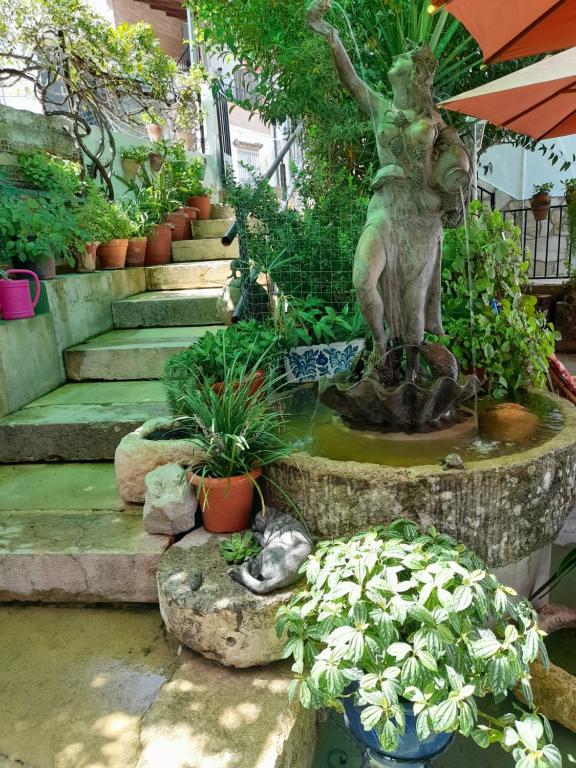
[190,469,262,533]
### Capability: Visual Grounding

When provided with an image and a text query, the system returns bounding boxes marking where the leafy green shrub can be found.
[278,520,558,768]
[165,357,292,479]
[120,145,150,163]
[163,321,282,407]
[281,298,367,347]
[219,532,261,564]
[17,151,82,195]
[0,188,84,266]
[438,203,556,397]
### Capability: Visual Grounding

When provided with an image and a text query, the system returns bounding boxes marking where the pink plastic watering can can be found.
[0,269,41,320]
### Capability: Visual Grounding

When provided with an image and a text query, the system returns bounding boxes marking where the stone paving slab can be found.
[172,238,238,263]
[146,260,231,291]
[112,290,221,329]
[0,401,168,462]
[0,606,315,767]
[0,509,168,601]
[65,326,220,381]
[26,381,166,407]
[136,653,316,768]
[0,463,130,511]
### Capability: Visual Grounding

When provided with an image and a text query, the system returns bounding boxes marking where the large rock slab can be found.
[115,418,201,504]
[191,218,233,239]
[158,528,296,668]
[144,464,198,535]
[146,261,231,291]
[112,290,221,328]
[0,509,168,602]
[65,326,220,381]
[266,391,576,568]
[136,652,316,768]
[0,401,167,462]
[171,238,238,263]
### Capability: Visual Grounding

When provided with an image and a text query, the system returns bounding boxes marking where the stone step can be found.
[0,463,168,602]
[0,382,169,462]
[112,289,222,329]
[65,326,221,381]
[172,238,238,263]
[191,218,233,239]
[0,381,168,464]
[146,261,232,291]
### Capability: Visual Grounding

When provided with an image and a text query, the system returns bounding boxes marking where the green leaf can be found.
[430,699,459,732]
[361,705,384,731]
[388,642,412,661]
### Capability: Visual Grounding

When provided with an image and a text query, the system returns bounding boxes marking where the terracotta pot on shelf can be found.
[77,242,99,273]
[145,124,163,142]
[121,158,141,180]
[145,223,173,265]
[187,195,211,220]
[166,211,190,241]
[97,239,128,269]
[530,193,551,222]
[126,237,147,267]
[180,206,199,221]
[190,469,262,533]
[149,152,164,172]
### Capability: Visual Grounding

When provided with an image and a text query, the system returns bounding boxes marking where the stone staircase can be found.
[0,215,234,601]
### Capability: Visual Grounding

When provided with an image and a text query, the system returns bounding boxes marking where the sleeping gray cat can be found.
[228,509,313,594]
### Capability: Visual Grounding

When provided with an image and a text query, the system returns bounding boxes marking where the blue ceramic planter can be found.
[342,693,453,765]
[283,338,365,383]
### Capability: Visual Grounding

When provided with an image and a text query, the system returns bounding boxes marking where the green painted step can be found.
[0,381,168,463]
[145,261,232,291]
[65,326,221,381]
[112,289,222,329]
[0,463,168,602]
[171,238,238,263]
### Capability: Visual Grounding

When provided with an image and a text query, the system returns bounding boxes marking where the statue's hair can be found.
[410,44,439,82]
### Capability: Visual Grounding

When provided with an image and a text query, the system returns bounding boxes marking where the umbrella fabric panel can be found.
[430,0,576,64]
[440,48,576,141]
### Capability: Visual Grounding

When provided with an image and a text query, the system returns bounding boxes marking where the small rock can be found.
[143,464,198,535]
[441,453,464,470]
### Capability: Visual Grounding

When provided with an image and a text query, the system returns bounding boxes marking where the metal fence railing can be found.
[502,204,570,281]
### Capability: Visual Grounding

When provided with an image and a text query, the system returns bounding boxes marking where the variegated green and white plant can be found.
[277,520,560,768]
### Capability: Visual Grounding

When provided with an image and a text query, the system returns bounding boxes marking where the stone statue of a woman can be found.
[307,0,472,384]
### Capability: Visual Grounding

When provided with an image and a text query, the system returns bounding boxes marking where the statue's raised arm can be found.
[306,0,386,116]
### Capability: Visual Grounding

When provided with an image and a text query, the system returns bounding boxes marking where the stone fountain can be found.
[265,0,576,596]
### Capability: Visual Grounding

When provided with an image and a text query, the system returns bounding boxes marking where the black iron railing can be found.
[503,204,570,280]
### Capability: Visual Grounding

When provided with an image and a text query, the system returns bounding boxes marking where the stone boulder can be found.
[143,464,198,536]
[158,528,298,668]
[115,418,200,504]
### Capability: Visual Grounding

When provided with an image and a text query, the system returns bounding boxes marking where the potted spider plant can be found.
[96,201,133,269]
[120,144,150,179]
[278,520,560,768]
[163,358,293,533]
[530,182,553,222]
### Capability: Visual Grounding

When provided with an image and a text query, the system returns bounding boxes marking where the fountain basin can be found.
[265,390,576,568]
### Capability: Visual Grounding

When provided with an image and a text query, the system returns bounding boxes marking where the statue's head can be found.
[388,44,438,106]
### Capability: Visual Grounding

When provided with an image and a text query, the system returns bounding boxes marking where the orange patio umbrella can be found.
[440,47,576,140]
[429,0,576,64]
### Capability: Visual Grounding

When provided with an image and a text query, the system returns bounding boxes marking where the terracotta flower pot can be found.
[180,206,199,221]
[166,211,190,241]
[97,239,128,269]
[145,124,163,142]
[18,256,56,280]
[211,369,265,398]
[126,237,147,267]
[190,469,262,533]
[149,152,164,172]
[77,242,99,273]
[145,224,173,265]
[187,195,211,220]
[530,193,551,222]
[121,158,141,180]
[176,130,195,151]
